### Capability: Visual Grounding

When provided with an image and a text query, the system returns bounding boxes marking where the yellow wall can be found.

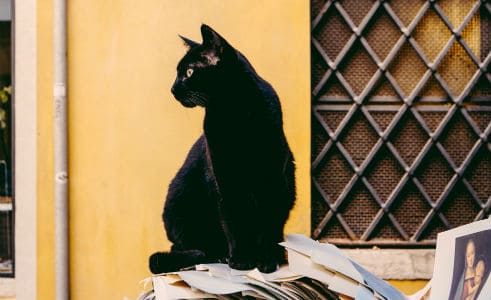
[389,280,429,296]
[38,1,310,299]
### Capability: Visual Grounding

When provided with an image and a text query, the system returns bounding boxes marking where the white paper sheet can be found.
[152,275,213,300]
[177,270,251,295]
[286,248,335,285]
[355,286,378,300]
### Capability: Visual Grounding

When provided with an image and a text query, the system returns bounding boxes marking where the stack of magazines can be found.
[138,218,491,300]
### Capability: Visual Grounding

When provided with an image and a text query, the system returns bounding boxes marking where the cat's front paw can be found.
[228,255,256,271]
[257,260,279,274]
[256,246,285,273]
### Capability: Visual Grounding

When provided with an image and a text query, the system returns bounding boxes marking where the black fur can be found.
[149,24,296,274]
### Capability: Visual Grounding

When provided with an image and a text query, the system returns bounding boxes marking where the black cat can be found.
[149,24,296,274]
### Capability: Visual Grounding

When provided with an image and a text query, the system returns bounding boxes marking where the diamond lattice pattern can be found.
[312,0,491,246]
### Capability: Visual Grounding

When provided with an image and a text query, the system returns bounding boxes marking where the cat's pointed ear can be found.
[179,35,200,48]
[200,24,226,48]
[200,24,236,64]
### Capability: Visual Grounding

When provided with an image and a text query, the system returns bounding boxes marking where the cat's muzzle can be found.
[173,91,208,108]
[171,86,197,107]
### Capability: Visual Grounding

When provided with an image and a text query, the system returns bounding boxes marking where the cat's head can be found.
[171,24,238,107]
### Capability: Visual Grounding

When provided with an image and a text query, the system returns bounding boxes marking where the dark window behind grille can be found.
[311,0,491,247]
[0,8,13,277]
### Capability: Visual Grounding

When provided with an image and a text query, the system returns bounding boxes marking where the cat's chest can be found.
[204,109,265,137]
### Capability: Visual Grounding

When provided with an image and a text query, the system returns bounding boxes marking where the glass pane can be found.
[0,0,13,277]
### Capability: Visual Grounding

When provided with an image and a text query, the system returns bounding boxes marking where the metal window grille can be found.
[311,0,491,247]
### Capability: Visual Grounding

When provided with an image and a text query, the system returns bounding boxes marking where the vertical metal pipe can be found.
[53,0,68,298]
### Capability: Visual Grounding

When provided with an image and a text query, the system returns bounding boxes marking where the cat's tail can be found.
[149,249,209,274]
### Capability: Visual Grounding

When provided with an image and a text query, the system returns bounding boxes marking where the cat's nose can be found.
[171,79,180,96]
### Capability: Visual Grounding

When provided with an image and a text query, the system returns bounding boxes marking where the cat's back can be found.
[235,52,284,125]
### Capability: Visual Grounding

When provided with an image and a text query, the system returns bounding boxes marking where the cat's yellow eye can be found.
[186,68,194,78]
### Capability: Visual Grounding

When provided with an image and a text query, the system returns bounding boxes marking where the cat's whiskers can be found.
[188,91,208,106]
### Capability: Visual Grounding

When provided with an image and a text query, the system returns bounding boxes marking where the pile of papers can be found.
[149,262,339,300]
[139,218,491,300]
